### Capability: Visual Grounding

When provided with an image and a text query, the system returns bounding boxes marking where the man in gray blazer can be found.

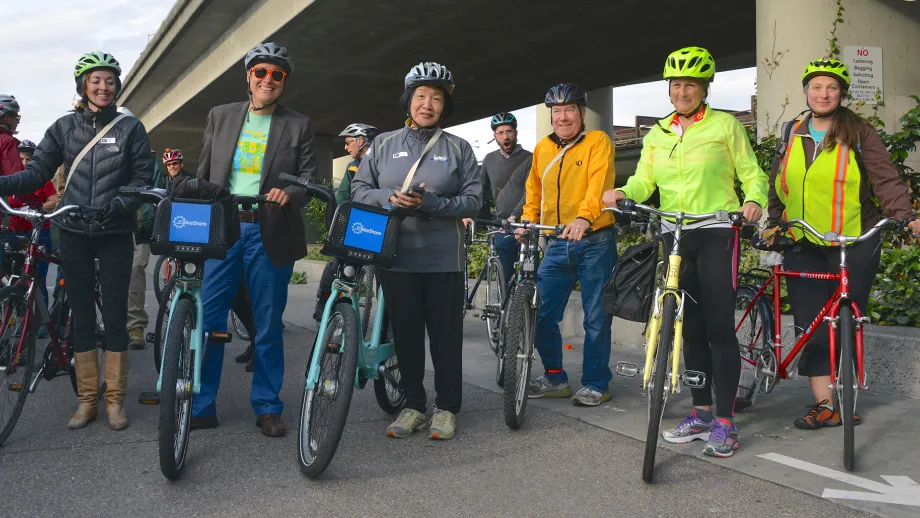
[191,42,317,437]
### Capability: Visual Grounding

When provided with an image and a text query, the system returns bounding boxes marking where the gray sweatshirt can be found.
[351,125,482,273]
[477,144,532,220]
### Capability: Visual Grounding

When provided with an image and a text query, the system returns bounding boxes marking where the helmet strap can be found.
[676,101,705,119]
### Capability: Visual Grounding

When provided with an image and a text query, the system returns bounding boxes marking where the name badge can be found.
[392,151,408,159]
[100,138,116,145]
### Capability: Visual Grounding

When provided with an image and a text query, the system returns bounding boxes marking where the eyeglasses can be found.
[252,67,287,82]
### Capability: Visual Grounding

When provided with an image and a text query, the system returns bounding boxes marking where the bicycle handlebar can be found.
[776,217,910,245]
[0,195,96,222]
[602,199,746,227]
[279,173,336,229]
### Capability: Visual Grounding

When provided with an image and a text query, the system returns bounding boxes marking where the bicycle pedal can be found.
[209,332,232,344]
[138,391,160,405]
[615,361,639,378]
[681,370,706,388]
[8,383,23,392]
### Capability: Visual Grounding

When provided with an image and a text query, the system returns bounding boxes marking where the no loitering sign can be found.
[843,46,883,104]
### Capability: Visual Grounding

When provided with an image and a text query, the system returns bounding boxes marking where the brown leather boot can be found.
[104,351,129,430]
[68,350,99,429]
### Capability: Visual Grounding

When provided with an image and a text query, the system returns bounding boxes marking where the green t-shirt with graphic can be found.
[229,112,273,196]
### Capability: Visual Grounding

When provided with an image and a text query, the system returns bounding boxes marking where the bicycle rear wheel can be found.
[485,259,505,354]
[643,293,677,483]
[734,286,774,411]
[0,286,35,446]
[837,305,856,471]
[298,301,359,478]
[153,256,171,302]
[153,277,178,374]
[158,297,195,480]
[373,351,404,414]
[502,282,536,430]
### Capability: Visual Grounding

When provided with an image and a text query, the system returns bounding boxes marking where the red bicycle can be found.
[0,198,105,447]
[733,217,910,471]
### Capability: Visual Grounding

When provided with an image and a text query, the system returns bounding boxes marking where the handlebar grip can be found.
[474,218,504,228]
[620,198,636,211]
[118,186,145,194]
[279,172,304,186]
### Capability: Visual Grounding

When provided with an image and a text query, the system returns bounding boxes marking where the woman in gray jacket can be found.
[351,62,481,440]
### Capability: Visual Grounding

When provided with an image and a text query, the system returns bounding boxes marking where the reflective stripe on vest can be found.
[776,134,862,244]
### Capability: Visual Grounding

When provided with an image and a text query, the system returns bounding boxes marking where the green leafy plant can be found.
[290,271,309,285]
[869,245,920,326]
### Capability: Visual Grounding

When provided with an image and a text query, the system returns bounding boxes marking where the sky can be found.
[2,0,755,161]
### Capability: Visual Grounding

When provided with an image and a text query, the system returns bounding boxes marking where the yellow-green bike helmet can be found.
[663,46,716,82]
[802,57,850,90]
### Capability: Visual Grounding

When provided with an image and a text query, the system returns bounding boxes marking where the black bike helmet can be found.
[244,42,293,74]
[544,83,587,107]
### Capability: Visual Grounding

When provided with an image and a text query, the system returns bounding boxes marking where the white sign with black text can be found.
[843,45,883,104]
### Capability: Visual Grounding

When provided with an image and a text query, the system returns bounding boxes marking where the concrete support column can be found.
[585,86,614,140]
[756,0,920,153]
[313,134,334,184]
[332,155,351,187]
[535,86,615,143]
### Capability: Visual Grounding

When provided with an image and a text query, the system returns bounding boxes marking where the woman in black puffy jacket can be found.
[0,51,153,431]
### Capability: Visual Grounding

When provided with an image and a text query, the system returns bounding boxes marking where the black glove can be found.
[100,197,129,229]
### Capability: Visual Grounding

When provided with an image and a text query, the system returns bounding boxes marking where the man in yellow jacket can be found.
[522,83,618,406]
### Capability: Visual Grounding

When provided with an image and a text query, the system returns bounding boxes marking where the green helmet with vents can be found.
[74,51,122,95]
[802,57,850,90]
[663,46,716,82]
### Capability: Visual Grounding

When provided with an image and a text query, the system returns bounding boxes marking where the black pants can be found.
[58,231,134,353]
[783,233,881,377]
[378,270,464,414]
[664,228,740,418]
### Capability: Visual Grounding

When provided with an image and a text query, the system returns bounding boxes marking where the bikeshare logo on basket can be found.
[172,215,208,229]
[350,222,382,236]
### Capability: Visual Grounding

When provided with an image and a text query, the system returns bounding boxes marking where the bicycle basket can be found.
[321,202,400,268]
[603,239,659,322]
[149,198,238,260]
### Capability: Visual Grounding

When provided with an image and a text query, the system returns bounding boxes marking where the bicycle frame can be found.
[464,225,499,309]
[640,231,686,393]
[738,263,864,388]
[157,275,205,395]
[308,265,394,391]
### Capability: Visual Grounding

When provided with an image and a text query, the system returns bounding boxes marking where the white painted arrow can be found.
[759,452,920,507]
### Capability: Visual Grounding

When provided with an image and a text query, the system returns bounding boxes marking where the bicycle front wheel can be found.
[153,277,178,374]
[837,305,857,471]
[0,286,35,446]
[643,293,677,483]
[158,297,195,480]
[502,282,536,430]
[298,301,359,478]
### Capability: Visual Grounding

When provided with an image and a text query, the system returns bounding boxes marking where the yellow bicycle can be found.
[605,201,744,483]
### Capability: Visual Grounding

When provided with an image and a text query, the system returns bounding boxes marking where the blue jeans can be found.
[493,233,518,285]
[192,223,294,418]
[535,230,618,391]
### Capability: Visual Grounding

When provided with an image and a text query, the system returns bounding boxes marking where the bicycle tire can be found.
[153,256,169,302]
[153,276,178,374]
[159,296,195,480]
[0,286,35,446]
[838,305,856,472]
[643,293,677,483]
[503,282,535,430]
[734,286,774,411]
[485,259,505,354]
[298,301,359,478]
[373,352,405,414]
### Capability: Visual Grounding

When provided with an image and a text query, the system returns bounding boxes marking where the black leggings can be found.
[783,233,881,377]
[664,228,740,419]
[58,231,134,353]
[378,270,464,414]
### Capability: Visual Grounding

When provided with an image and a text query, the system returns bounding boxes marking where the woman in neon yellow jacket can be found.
[768,58,919,430]
[603,46,768,458]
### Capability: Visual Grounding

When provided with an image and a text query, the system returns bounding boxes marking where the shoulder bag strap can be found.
[62,113,128,196]
[400,128,443,193]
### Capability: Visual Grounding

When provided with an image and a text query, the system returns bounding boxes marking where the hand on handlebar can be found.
[264,188,290,208]
[741,202,763,223]
[560,218,591,241]
[602,189,626,208]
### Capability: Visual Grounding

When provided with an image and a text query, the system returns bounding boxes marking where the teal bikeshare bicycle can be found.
[122,173,404,480]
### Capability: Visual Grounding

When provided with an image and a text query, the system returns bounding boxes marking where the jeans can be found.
[534,229,618,391]
[492,233,518,285]
[192,223,294,418]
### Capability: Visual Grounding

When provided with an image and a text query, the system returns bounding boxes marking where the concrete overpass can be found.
[120,0,757,177]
